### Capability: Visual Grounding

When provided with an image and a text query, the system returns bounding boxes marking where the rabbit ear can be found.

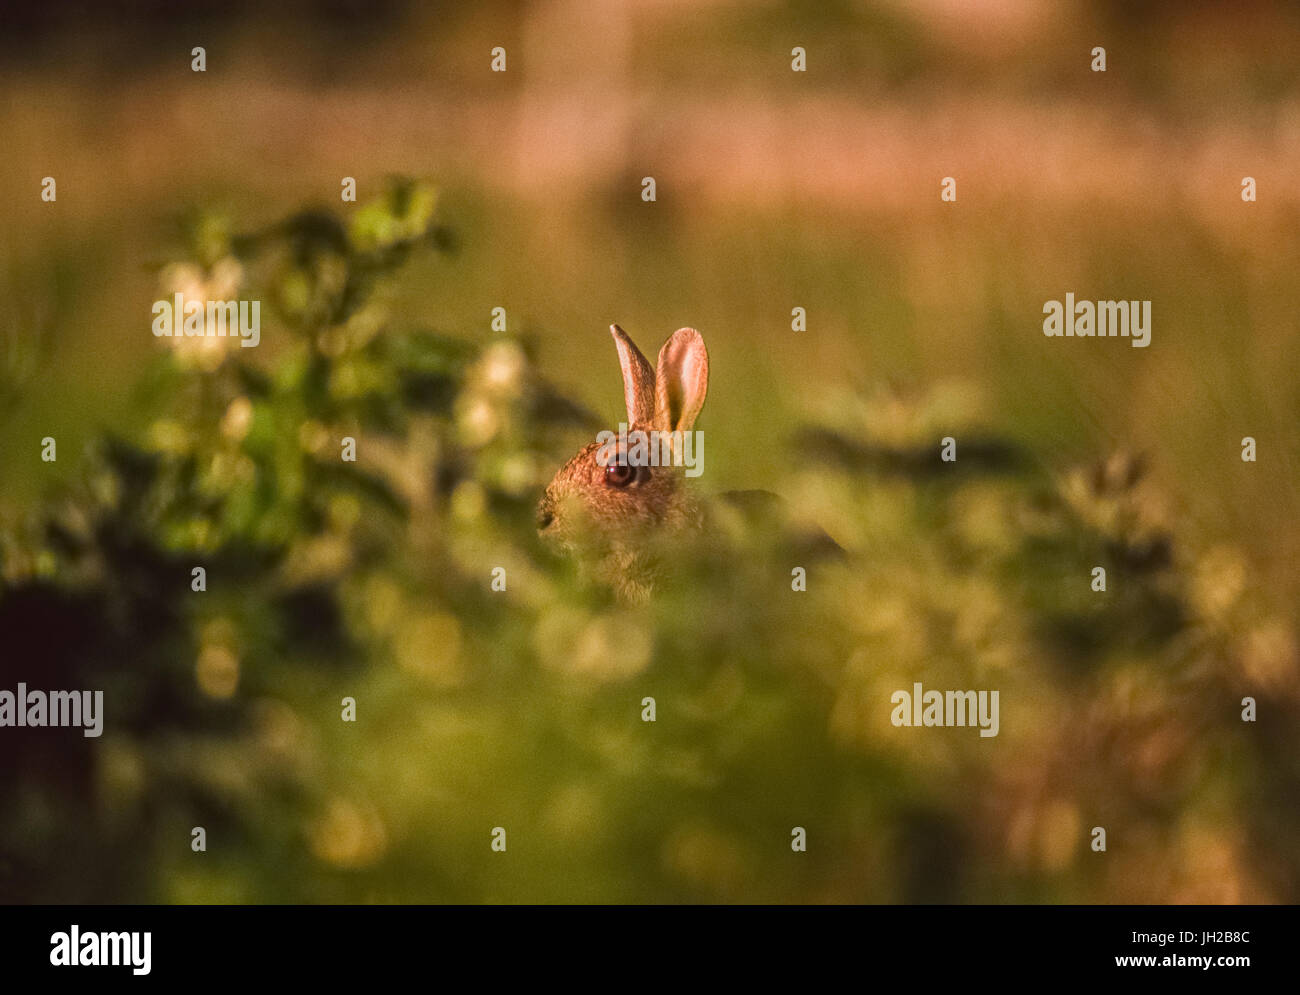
[655,327,709,434]
[610,325,657,426]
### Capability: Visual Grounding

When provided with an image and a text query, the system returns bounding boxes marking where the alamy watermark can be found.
[595,422,704,477]
[891,682,999,737]
[1043,294,1151,348]
[50,926,151,975]
[0,684,103,737]
[152,291,261,347]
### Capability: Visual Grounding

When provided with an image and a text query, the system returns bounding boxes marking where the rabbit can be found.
[537,324,840,603]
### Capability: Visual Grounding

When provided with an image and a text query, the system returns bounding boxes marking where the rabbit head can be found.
[538,325,709,594]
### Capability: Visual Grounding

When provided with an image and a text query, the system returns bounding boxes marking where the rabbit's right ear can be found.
[654,327,708,435]
[610,324,656,426]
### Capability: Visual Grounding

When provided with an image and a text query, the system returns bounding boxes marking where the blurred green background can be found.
[1,0,1297,903]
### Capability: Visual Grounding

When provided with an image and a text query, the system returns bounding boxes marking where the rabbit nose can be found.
[536,499,555,530]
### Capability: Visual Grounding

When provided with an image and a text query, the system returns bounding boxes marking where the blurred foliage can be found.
[1,179,1297,904]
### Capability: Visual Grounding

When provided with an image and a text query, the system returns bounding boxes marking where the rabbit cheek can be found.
[536,494,556,531]
[547,488,610,548]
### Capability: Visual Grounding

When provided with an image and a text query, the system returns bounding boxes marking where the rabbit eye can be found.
[605,463,638,488]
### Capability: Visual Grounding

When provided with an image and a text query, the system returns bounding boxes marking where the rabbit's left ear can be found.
[655,327,709,434]
[611,324,657,427]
